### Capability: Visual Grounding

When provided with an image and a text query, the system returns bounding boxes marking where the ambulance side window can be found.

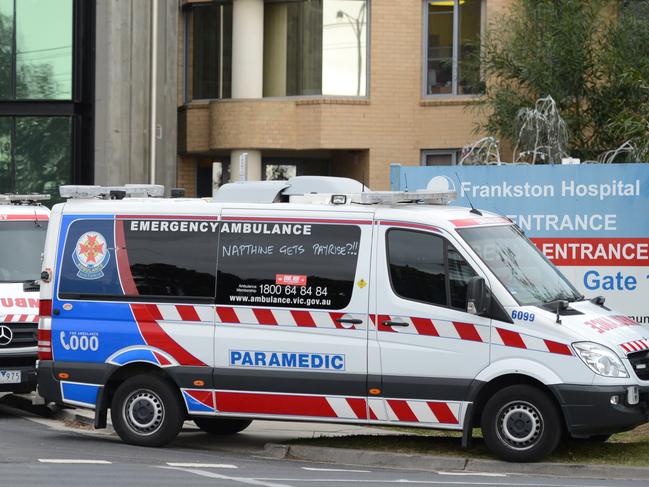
[387,230,447,306]
[387,229,477,310]
[216,222,361,310]
[58,218,218,301]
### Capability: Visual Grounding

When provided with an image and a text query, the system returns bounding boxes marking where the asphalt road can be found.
[0,401,647,487]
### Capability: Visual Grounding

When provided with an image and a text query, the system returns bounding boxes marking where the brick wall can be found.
[179,0,514,191]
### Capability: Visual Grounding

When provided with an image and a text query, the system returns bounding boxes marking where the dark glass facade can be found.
[0,0,93,199]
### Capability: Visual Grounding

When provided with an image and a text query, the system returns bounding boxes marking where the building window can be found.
[421,149,459,166]
[0,116,72,194]
[263,0,368,97]
[0,0,94,199]
[190,2,233,100]
[1,0,73,100]
[424,0,483,96]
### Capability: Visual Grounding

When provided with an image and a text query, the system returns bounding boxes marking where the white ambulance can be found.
[0,194,49,394]
[36,179,649,462]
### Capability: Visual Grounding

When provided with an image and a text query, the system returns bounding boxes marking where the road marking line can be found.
[160,466,294,487]
[166,462,238,469]
[436,471,507,477]
[250,479,613,487]
[38,459,112,464]
[301,467,370,473]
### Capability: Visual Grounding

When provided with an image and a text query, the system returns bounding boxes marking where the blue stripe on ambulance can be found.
[52,214,145,363]
[60,381,101,409]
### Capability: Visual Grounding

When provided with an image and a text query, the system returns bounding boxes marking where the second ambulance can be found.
[0,194,49,395]
[36,179,649,462]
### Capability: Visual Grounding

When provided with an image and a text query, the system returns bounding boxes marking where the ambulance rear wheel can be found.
[111,375,184,447]
[193,417,252,435]
[481,385,561,462]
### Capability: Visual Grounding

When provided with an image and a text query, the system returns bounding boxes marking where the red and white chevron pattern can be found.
[620,339,649,354]
[368,397,461,425]
[492,327,573,356]
[206,390,464,425]
[2,314,38,323]
[150,304,215,323]
[371,314,488,342]
[214,306,365,330]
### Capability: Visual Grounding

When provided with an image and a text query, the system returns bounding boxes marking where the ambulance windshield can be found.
[458,225,581,306]
[0,221,47,282]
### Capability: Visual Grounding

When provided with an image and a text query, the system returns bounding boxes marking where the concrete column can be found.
[94,0,177,192]
[232,0,264,99]
[230,0,264,181]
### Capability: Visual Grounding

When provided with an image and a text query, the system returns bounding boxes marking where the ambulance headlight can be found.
[573,342,629,378]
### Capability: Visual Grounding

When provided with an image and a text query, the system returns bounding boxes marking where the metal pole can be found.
[149,0,159,185]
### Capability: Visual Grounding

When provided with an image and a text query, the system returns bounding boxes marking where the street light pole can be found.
[336,3,366,96]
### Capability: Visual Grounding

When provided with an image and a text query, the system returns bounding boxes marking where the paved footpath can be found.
[0,399,647,487]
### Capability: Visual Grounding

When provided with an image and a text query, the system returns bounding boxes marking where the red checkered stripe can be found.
[214,390,368,420]
[2,314,38,323]
[134,304,366,330]
[370,314,489,342]
[148,304,215,323]
[202,390,464,426]
[370,315,572,356]
[214,306,366,330]
[492,327,573,356]
[620,339,649,354]
[368,397,463,425]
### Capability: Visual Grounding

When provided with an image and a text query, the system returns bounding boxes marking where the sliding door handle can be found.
[382,320,409,327]
[336,318,363,325]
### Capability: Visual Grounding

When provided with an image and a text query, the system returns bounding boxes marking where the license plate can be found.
[0,370,21,384]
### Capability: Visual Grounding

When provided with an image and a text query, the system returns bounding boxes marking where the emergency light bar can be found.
[350,189,456,205]
[60,184,165,199]
[290,189,456,206]
[0,193,50,205]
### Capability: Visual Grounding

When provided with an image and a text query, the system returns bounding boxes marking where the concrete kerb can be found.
[264,443,649,481]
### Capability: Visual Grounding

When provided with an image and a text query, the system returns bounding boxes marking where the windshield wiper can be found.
[541,299,570,324]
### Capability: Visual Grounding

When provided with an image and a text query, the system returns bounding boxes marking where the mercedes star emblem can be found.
[0,325,13,346]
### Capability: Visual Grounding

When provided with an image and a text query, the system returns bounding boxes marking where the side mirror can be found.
[466,276,489,316]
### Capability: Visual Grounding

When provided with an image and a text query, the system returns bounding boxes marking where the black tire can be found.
[110,375,185,447]
[193,417,252,435]
[481,384,562,462]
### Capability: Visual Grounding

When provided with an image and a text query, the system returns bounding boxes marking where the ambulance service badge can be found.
[73,232,110,280]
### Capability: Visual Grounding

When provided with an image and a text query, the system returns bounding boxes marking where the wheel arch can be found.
[96,362,183,426]
[468,373,566,431]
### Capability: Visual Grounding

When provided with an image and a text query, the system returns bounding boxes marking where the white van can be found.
[0,195,49,394]
[36,179,649,462]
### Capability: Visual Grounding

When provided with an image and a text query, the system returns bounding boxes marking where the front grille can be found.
[628,349,649,381]
[0,322,37,350]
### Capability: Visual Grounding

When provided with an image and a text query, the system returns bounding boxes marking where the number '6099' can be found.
[512,310,535,322]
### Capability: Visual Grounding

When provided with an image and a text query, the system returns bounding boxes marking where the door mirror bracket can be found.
[466,276,490,316]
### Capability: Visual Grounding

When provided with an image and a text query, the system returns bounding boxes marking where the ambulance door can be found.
[369,220,491,428]
[212,208,373,422]
[53,215,218,412]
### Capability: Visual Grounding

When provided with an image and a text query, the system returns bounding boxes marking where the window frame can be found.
[187,1,233,102]
[56,217,219,305]
[422,0,485,98]
[385,227,478,313]
[0,0,94,190]
[215,221,362,311]
[184,0,372,101]
[420,149,459,166]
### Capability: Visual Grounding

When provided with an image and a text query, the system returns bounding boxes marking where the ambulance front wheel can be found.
[481,385,562,462]
[193,417,252,435]
[111,375,185,447]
